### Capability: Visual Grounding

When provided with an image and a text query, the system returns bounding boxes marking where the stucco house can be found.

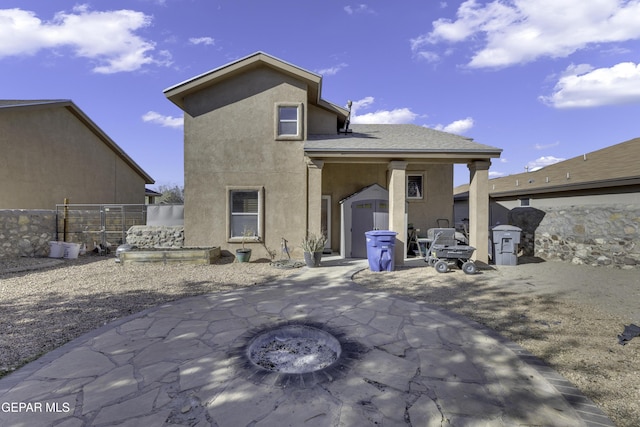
[454,137,640,226]
[0,100,154,209]
[164,52,501,264]
[453,138,640,267]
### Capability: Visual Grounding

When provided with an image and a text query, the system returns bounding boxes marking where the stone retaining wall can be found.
[126,225,185,248]
[0,210,56,258]
[509,204,640,268]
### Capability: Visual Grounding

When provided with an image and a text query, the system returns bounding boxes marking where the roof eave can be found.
[304,148,502,161]
[490,176,640,198]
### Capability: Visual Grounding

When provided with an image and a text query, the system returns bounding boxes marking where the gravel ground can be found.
[1,255,638,426]
[0,255,299,378]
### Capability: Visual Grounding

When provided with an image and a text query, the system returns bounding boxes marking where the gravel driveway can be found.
[1,255,639,426]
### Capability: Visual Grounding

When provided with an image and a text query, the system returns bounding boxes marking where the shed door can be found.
[351,199,388,258]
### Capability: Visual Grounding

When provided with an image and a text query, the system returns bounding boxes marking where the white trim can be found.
[226,186,264,242]
[275,102,303,140]
[407,173,424,200]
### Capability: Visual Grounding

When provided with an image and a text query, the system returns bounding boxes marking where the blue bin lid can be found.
[365,230,398,236]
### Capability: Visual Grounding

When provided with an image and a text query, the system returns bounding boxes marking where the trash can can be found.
[48,241,64,258]
[491,225,522,265]
[365,230,398,272]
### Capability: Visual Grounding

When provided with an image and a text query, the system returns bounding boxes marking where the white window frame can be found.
[407,174,424,200]
[275,102,303,140]
[227,186,264,242]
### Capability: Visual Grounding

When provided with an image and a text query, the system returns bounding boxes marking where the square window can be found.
[229,188,262,239]
[275,104,302,140]
[407,175,423,199]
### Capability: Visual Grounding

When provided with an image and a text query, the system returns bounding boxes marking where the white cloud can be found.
[189,37,215,46]
[433,117,474,134]
[526,155,565,171]
[415,51,440,63]
[142,111,183,128]
[412,0,640,68]
[316,63,348,76]
[344,4,374,15]
[489,171,505,178]
[350,97,418,124]
[534,141,560,150]
[0,6,168,73]
[540,62,640,108]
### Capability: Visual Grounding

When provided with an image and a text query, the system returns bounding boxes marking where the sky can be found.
[2,0,640,189]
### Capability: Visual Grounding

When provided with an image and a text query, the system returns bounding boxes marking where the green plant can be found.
[240,227,255,251]
[301,232,327,253]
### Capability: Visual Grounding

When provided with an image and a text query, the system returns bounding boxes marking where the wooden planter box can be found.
[119,247,220,265]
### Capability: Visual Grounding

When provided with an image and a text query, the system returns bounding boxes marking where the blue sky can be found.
[2,1,640,188]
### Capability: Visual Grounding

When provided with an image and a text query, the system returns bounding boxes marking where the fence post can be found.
[63,198,69,242]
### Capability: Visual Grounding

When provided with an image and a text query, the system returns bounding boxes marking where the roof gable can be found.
[0,100,154,184]
[164,52,348,118]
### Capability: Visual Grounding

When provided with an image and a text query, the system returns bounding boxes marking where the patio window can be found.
[228,187,263,240]
[275,103,302,140]
[407,174,423,199]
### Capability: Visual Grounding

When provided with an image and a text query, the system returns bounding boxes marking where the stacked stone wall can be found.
[509,204,640,268]
[126,225,185,248]
[0,210,56,257]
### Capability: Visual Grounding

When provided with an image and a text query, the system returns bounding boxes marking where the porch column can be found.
[388,161,408,267]
[468,160,491,264]
[306,159,324,236]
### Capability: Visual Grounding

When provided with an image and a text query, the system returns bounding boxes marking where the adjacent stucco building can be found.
[454,138,640,267]
[165,52,501,264]
[454,137,640,226]
[0,100,154,209]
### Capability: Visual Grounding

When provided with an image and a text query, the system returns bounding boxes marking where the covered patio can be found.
[304,124,502,266]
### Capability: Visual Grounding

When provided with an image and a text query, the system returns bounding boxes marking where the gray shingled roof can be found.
[305,124,501,155]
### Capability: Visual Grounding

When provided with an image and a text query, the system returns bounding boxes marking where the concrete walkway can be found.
[0,257,614,426]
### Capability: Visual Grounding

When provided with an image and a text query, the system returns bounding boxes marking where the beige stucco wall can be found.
[308,104,338,134]
[321,162,454,251]
[182,66,314,257]
[0,107,147,209]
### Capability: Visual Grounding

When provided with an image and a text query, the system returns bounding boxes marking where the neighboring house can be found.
[145,188,164,204]
[164,52,501,264]
[454,138,640,226]
[0,100,154,209]
[454,138,640,267]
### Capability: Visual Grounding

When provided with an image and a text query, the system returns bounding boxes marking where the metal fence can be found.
[55,204,148,250]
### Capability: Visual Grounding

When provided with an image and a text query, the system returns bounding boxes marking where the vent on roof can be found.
[338,100,353,134]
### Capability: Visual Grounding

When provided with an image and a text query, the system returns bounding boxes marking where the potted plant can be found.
[235,227,255,263]
[301,232,327,267]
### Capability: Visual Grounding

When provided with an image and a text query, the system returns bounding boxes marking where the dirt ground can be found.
[353,257,640,427]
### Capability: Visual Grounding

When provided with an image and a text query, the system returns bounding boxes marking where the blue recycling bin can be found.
[365,230,398,272]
